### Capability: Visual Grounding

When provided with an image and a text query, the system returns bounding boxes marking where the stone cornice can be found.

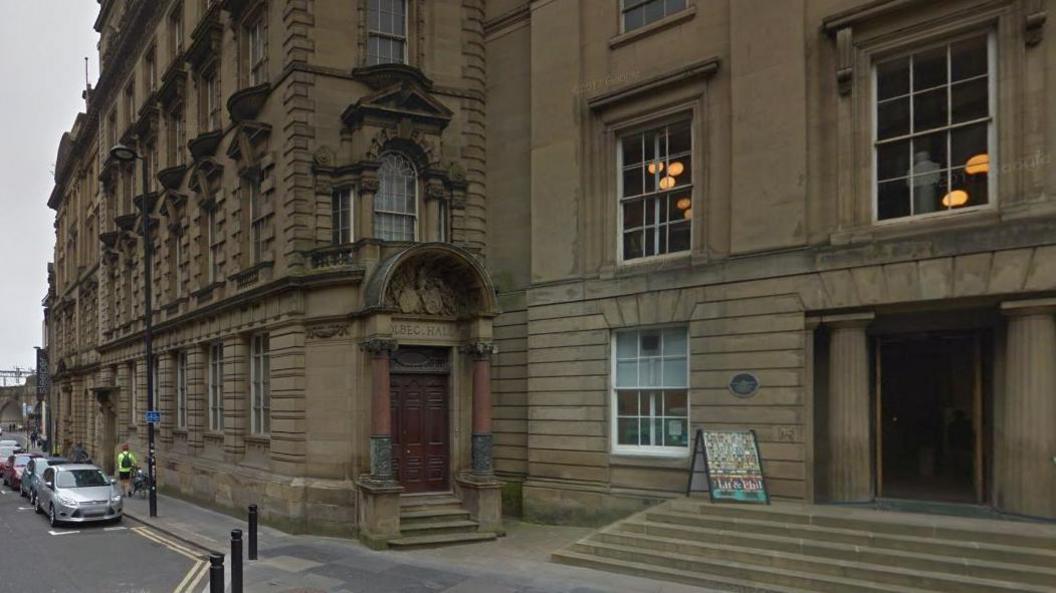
[52,1,172,210]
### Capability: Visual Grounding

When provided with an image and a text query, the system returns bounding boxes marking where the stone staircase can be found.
[387,493,498,549]
[552,497,1056,593]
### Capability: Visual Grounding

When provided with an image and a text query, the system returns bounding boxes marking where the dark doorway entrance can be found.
[390,372,450,493]
[877,333,987,504]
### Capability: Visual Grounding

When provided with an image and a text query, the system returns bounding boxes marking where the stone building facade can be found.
[46,0,1056,543]
[482,0,1056,524]
[46,0,500,541]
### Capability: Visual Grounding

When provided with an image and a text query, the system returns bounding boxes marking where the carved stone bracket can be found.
[460,341,497,360]
[307,323,351,340]
[1026,0,1046,47]
[360,173,380,193]
[836,27,854,96]
[361,337,398,354]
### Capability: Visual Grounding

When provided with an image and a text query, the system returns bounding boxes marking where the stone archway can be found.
[357,243,502,545]
[363,242,498,318]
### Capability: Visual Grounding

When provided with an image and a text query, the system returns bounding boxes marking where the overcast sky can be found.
[0,3,99,373]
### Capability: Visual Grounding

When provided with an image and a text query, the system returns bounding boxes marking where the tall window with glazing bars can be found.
[367,0,406,65]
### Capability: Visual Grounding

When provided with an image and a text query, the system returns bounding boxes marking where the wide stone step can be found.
[571,540,1056,593]
[387,531,497,549]
[643,510,1056,569]
[399,494,462,512]
[600,526,1056,589]
[400,508,472,525]
[669,501,1056,550]
[554,545,938,593]
[399,519,482,537]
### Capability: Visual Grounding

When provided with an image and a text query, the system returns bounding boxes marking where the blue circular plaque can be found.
[728,373,760,398]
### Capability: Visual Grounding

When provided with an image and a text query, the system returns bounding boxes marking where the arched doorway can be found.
[357,243,502,544]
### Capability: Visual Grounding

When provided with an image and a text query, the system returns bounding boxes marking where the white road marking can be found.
[17,506,34,511]
[48,529,80,536]
[104,526,128,531]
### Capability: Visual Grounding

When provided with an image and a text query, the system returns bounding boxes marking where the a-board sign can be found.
[686,429,769,504]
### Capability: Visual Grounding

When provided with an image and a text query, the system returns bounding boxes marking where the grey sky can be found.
[0,3,99,372]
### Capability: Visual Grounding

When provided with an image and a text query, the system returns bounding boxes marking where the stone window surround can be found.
[871,32,997,223]
[358,0,423,68]
[610,324,691,458]
[827,1,1045,243]
[611,1,696,48]
[237,1,268,88]
[249,332,269,436]
[617,119,694,262]
[589,63,714,273]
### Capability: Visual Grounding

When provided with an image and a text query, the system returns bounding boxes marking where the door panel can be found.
[391,373,449,493]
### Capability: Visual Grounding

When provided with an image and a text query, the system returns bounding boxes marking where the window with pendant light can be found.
[619,121,692,261]
[874,33,993,221]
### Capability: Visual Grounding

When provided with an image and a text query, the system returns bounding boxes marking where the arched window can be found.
[374,152,417,242]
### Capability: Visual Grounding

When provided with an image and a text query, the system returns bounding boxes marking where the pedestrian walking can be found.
[70,442,91,464]
[117,444,137,496]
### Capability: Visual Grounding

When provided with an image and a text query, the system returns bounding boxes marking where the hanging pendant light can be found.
[667,161,685,177]
[659,176,676,190]
[647,161,664,175]
[675,197,692,211]
[965,154,989,175]
[683,207,692,220]
[942,190,969,208]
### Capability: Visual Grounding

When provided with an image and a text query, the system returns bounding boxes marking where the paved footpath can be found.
[124,493,716,593]
[0,434,203,593]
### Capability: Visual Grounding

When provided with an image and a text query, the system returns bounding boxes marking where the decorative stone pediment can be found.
[341,81,453,130]
[186,3,222,72]
[134,97,160,141]
[227,83,271,123]
[364,243,498,319]
[225,121,272,164]
[158,192,187,222]
[188,129,224,160]
[188,158,224,197]
[157,164,188,191]
[158,61,187,108]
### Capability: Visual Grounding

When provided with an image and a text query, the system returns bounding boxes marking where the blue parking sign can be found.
[145,410,161,424]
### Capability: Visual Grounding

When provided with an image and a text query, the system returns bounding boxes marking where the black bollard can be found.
[231,529,243,593]
[247,504,258,561]
[208,553,224,593]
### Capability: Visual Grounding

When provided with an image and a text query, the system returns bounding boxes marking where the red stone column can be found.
[464,342,495,476]
[363,338,397,481]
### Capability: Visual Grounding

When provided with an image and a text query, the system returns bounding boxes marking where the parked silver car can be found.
[35,464,123,527]
[21,457,66,504]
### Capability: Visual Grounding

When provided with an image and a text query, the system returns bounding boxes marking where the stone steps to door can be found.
[668,499,1056,550]
[387,531,498,549]
[552,498,1056,593]
[643,509,1056,568]
[595,529,1056,590]
[399,519,484,537]
[388,493,497,549]
[400,507,473,524]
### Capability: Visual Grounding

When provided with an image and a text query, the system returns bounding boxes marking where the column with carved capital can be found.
[463,341,496,476]
[362,337,397,481]
[998,299,1056,519]
[359,172,378,240]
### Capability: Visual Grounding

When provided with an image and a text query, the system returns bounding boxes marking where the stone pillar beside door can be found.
[456,341,503,535]
[998,299,1056,519]
[356,337,403,548]
[824,312,874,503]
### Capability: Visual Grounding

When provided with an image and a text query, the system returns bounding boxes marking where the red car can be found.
[3,453,40,491]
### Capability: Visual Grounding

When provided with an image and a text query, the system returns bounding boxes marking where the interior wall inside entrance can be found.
[878,332,991,504]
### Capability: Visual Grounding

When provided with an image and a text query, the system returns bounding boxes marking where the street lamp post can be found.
[110,143,158,518]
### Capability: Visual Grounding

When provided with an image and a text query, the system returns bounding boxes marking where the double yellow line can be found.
[132,526,210,593]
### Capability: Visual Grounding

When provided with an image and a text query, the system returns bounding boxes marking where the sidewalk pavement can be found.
[123,493,714,593]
